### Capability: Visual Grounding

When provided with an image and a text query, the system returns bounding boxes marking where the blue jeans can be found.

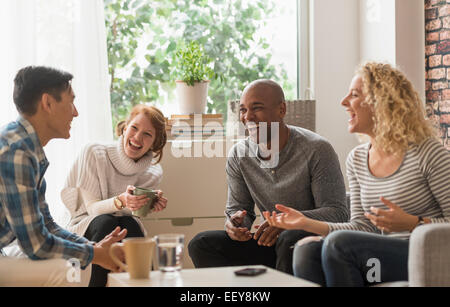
[293,230,409,287]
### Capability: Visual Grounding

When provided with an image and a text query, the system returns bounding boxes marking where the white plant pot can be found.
[176,80,210,114]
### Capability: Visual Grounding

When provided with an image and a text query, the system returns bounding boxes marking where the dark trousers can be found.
[293,230,409,287]
[188,229,314,275]
[84,214,144,287]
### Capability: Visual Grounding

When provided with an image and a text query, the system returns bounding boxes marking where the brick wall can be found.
[425,0,449,150]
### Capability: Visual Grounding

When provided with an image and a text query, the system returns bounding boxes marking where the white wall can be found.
[360,0,396,64]
[312,0,361,187]
[395,0,426,102]
[312,0,426,188]
[359,0,426,100]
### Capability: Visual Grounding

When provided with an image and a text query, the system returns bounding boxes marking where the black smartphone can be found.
[234,268,267,276]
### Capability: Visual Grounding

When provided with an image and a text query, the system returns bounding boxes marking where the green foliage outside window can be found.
[104,0,294,129]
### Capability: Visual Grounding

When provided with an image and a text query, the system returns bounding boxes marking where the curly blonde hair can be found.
[357,62,437,155]
[116,104,167,164]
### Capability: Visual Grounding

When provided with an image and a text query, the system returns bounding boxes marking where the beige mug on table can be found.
[110,237,156,279]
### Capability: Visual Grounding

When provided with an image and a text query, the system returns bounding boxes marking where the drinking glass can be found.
[155,234,185,272]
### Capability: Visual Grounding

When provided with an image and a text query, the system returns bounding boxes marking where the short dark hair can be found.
[13,66,73,115]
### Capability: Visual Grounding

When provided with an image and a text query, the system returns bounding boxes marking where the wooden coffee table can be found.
[107,265,318,287]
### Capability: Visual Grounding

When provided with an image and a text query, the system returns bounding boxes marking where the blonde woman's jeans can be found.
[293,230,409,287]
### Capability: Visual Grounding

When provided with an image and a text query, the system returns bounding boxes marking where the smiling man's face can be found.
[47,85,78,140]
[239,82,286,144]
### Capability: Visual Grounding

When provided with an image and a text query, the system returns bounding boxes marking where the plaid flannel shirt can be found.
[0,117,93,268]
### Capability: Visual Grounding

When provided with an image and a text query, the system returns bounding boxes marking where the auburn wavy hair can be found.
[116,104,167,164]
[357,62,437,155]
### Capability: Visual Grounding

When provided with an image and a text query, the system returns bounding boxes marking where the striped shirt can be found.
[0,117,93,268]
[327,138,450,239]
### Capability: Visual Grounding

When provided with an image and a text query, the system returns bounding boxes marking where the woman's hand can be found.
[263,204,307,230]
[364,197,419,233]
[119,185,150,212]
[152,190,168,212]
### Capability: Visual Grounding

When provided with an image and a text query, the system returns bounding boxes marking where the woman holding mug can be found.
[263,62,450,286]
[62,104,169,286]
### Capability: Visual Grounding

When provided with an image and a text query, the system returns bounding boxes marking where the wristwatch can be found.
[417,216,426,227]
[114,196,125,210]
[412,216,426,231]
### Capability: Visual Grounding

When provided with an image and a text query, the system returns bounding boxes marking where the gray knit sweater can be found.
[225,125,349,229]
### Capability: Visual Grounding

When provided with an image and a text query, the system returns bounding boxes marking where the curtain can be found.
[0,0,113,225]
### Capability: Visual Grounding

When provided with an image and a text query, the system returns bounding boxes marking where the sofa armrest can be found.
[408,224,450,287]
[0,257,91,287]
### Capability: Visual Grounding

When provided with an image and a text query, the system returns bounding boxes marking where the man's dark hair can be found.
[13,66,73,115]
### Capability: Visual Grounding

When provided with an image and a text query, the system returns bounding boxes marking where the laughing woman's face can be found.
[340,75,375,137]
[123,113,156,161]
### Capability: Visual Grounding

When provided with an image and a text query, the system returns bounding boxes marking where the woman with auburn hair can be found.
[263,62,450,287]
[61,104,168,287]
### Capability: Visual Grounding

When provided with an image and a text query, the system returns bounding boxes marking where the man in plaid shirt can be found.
[0,66,127,286]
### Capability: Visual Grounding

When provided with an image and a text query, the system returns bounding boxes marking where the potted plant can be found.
[173,41,215,114]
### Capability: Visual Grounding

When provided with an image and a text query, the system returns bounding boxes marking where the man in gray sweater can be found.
[188,80,349,274]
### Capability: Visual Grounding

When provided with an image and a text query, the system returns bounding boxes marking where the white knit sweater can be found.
[61,136,163,236]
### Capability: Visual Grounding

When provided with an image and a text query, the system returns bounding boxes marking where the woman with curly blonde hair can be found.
[358,62,437,155]
[263,62,450,286]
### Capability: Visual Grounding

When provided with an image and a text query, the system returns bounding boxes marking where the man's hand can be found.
[253,220,283,247]
[92,226,127,272]
[96,226,127,248]
[225,210,252,242]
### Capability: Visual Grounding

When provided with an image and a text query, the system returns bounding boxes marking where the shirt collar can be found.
[248,125,293,169]
[16,116,48,165]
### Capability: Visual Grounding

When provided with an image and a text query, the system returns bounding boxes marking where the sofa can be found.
[407,223,450,287]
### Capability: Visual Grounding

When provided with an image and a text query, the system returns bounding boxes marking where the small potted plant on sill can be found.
[173,41,215,114]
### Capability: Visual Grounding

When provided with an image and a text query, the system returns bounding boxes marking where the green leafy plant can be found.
[173,41,215,86]
[104,0,295,131]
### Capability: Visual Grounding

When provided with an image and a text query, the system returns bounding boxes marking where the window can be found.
[105,0,303,129]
